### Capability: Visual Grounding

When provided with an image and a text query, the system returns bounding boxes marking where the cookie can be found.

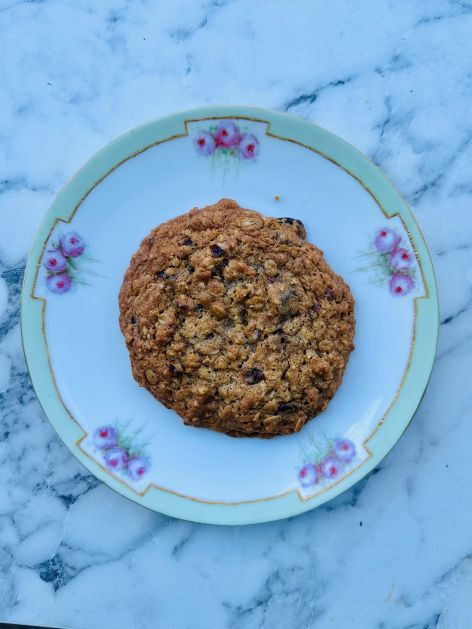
[119,199,355,438]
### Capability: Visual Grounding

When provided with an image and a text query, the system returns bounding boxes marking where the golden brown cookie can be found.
[119,199,355,437]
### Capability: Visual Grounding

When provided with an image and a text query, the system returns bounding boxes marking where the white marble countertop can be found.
[0,1,471,628]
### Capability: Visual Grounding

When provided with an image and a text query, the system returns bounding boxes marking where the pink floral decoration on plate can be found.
[104,446,129,471]
[194,130,216,156]
[298,463,318,489]
[355,227,417,296]
[60,232,85,258]
[297,436,357,493]
[92,423,150,481]
[214,121,241,147]
[41,232,100,294]
[374,228,401,253]
[321,457,342,481]
[46,273,72,295]
[389,248,413,271]
[238,133,259,159]
[389,273,415,296]
[333,438,356,462]
[193,120,260,170]
[43,248,67,273]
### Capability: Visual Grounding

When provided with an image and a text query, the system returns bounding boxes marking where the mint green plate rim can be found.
[20,106,439,525]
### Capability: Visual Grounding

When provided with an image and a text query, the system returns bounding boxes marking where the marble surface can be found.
[0,1,471,627]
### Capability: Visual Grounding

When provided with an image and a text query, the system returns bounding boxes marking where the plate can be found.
[21,106,438,525]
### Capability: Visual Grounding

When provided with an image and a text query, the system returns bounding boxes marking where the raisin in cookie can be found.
[119,199,355,437]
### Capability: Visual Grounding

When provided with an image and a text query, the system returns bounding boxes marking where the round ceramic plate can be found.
[21,106,438,525]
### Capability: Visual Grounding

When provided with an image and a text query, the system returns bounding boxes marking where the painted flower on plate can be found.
[43,248,67,273]
[321,456,342,480]
[334,438,356,463]
[297,435,362,491]
[389,273,415,296]
[127,456,150,480]
[356,227,418,297]
[389,247,414,271]
[374,228,401,253]
[215,121,241,147]
[193,121,260,170]
[42,231,102,294]
[46,273,72,294]
[298,463,318,488]
[60,232,85,258]
[93,425,118,450]
[238,133,259,159]
[104,446,128,471]
[194,130,216,156]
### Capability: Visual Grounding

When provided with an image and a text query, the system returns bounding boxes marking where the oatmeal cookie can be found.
[119,199,355,437]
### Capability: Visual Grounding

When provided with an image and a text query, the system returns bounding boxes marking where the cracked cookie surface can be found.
[119,199,355,437]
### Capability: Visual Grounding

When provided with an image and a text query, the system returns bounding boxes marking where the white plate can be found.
[21,107,438,524]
